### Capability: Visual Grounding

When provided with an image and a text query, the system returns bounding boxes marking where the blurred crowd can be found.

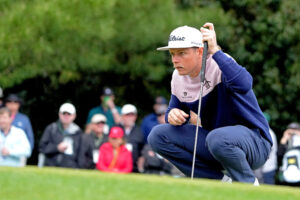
[1,86,300,185]
[0,86,183,177]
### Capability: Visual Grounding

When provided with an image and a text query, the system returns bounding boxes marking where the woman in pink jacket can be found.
[96,126,133,173]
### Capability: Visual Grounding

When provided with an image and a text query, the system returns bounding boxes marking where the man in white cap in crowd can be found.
[0,107,31,167]
[39,103,82,168]
[120,104,145,172]
[78,114,108,169]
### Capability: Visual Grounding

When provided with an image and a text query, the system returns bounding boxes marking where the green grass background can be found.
[0,167,299,200]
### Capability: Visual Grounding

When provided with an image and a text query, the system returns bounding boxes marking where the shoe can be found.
[221,174,232,183]
[254,178,260,186]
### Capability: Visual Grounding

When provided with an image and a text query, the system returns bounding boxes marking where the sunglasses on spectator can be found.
[124,113,136,116]
[62,112,71,116]
[95,121,106,125]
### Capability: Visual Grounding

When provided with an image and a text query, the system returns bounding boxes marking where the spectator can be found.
[138,144,172,175]
[120,104,144,172]
[141,96,168,142]
[278,122,300,184]
[78,114,108,169]
[96,126,133,173]
[139,103,183,176]
[254,113,278,184]
[39,103,82,168]
[0,87,4,108]
[5,94,34,151]
[0,107,31,167]
[85,87,121,132]
[278,122,300,165]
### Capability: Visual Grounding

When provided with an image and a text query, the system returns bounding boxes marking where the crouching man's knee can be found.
[206,129,228,158]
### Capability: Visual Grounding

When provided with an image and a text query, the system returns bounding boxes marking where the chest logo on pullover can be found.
[204,79,211,90]
[182,91,193,100]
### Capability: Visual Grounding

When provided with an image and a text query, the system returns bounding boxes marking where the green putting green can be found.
[0,167,299,200]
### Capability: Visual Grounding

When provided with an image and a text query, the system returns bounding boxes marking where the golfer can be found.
[148,23,272,184]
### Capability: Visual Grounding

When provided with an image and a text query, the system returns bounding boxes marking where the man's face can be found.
[0,112,12,131]
[5,101,20,113]
[122,113,137,127]
[169,48,203,78]
[92,121,105,135]
[59,112,76,126]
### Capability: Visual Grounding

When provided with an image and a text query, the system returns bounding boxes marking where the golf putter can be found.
[191,41,208,179]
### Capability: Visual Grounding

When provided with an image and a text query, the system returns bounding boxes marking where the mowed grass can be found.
[0,167,299,200]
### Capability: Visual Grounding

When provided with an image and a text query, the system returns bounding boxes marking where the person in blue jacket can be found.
[141,96,168,143]
[5,94,34,152]
[148,23,272,185]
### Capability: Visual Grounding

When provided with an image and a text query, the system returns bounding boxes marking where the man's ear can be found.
[198,47,203,55]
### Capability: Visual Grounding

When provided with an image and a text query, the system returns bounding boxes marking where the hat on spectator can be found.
[91,114,107,123]
[121,104,137,115]
[109,126,124,138]
[287,122,300,130]
[59,103,76,114]
[5,94,22,104]
[102,87,114,96]
[157,25,203,51]
[155,96,168,105]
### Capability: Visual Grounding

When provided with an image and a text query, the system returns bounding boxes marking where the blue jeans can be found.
[148,124,271,183]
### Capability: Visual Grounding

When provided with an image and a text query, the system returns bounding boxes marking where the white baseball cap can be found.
[157,25,203,51]
[121,104,137,115]
[91,114,107,123]
[59,103,76,114]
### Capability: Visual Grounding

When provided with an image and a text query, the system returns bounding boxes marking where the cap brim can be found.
[60,111,74,114]
[93,121,106,124]
[6,99,21,102]
[157,45,202,51]
[157,46,170,51]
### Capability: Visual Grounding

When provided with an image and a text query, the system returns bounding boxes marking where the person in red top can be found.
[96,126,133,173]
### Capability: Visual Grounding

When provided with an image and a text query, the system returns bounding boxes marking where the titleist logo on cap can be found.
[169,35,185,41]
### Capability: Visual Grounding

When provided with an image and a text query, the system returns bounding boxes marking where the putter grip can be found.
[200,41,208,83]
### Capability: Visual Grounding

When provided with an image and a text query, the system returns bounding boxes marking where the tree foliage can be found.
[0,0,226,87]
[1,0,300,141]
[216,0,300,134]
[0,0,229,164]
[1,0,300,138]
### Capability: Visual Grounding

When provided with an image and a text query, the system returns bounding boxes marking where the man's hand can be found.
[189,111,201,126]
[168,108,189,126]
[57,142,68,153]
[200,22,221,55]
[106,97,116,110]
[280,129,300,144]
[1,147,10,156]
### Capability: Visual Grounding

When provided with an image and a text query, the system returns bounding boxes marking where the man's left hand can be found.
[200,22,221,55]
